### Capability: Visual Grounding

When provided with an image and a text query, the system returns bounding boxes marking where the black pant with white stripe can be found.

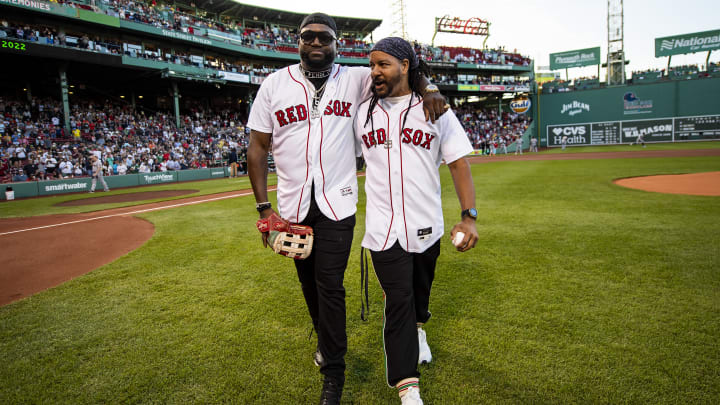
[294,194,355,382]
[370,240,440,386]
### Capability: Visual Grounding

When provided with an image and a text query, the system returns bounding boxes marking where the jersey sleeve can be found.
[438,110,473,164]
[347,66,373,102]
[247,75,274,133]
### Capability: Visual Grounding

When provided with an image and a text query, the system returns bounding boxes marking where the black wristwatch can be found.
[461,208,478,220]
[256,202,272,213]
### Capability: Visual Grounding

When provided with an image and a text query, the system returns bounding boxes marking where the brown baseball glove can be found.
[256,213,314,260]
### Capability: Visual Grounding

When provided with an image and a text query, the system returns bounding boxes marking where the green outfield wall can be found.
[538,77,720,147]
[3,181,39,199]
[1,168,234,200]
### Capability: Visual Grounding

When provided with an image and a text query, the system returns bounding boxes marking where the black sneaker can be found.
[318,376,343,405]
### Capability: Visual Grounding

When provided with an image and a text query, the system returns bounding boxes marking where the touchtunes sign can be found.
[143,174,175,183]
[655,29,720,57]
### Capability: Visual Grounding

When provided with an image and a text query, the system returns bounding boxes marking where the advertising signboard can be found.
[547,124,591,147]
[621,119,673,143]
[549,47,601,70]
[655,29,720,57]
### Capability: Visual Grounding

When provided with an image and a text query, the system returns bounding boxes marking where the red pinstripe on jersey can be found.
[398,96,424,251]
[319,115,338,220]
[287,66,311,221]
[375,103,394,250]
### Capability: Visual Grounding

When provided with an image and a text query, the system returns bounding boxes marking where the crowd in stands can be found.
[414,42,531,66]
[0,96,251,184]
[668,64,700,80]
[4,0,531,66]
[632,68,664,77]
[544,62,719,93]
[709,62,720,74]
[433,72,529,86]
[3,16,534,89]
[0,20,280,78]
[455,106,531,154]
[541,76,601,93]
[0,91,535,183]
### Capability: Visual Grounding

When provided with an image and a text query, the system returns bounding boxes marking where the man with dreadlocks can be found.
[354,37,479,405]
[247,13,447,405]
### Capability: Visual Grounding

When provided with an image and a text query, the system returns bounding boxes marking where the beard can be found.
[300,47,336,70]
[372,76,400,98]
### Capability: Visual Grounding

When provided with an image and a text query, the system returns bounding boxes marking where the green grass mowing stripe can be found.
[0,175,278,219]
[539,140,720,154]
[1,156,719,403]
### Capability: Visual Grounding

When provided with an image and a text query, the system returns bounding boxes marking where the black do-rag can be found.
[299,13,337,35]
[371,37,419,69]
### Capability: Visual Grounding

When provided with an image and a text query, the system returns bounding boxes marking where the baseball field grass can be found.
[0,176,277,218]
[1,154,719,404]
[540,139,720,154]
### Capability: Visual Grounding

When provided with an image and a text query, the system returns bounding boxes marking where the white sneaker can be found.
[401,386,423,405]
[418,328,432,364]
[313,347,324,367]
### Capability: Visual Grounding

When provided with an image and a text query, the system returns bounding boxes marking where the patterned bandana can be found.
[371,37,419,69]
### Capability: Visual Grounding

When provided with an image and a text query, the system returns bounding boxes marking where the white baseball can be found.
[453,232,465,247]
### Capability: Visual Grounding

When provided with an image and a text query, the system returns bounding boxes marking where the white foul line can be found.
[1,189,265,237]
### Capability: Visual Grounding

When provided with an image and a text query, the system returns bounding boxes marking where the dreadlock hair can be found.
[363,54,432,138]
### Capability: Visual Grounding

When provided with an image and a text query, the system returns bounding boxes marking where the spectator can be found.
[59,158,73,178]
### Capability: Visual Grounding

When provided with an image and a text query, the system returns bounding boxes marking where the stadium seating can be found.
[669,65,700,81]
[573,77,600,90]
[632,69,663,83]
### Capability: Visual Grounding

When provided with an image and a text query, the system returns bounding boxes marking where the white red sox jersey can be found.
[354,93,473,253]
[248,63,373,223]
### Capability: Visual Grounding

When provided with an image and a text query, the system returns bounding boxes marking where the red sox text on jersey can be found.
[275,100,353,127]
[247,64,372,223]
[361,127,436,150]
[354,94,472,253]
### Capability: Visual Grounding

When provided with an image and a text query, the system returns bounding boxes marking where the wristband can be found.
[256,202,272,213]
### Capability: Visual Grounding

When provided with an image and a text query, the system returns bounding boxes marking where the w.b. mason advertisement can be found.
[621,119,673,143]
[539,77,720,146]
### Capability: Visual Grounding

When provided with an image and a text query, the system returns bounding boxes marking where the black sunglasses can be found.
[300,30,337,45]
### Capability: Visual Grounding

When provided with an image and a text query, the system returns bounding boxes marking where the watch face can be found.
[469,208,478,217]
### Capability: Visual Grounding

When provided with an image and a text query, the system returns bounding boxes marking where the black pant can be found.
[294,193,355,382]
[370,240,440,386]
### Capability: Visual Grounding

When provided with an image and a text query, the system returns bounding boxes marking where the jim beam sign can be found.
[560,100,590,117]
[549,47,601,70]
[655,29,720,57]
